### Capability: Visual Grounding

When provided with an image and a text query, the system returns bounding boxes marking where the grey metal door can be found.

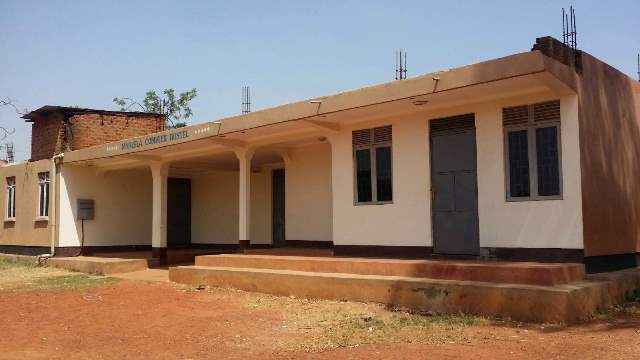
[430,114,479,255]
[272,169,286,247]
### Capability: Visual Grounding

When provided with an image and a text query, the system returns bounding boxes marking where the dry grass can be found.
[243,293,484,351]
[597,288,640,319]
[0,257,117,291]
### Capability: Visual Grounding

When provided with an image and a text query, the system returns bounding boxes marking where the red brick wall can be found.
[30,112,164,160]
[30,113,64,161]
[69,114,162,150]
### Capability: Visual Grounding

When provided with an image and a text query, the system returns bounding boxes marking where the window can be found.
[6,177,15,220]
[38,172,50,218]
[353,125,393,204]
[503,100,562,201]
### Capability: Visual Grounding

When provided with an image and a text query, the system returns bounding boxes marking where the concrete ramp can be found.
[47,256,149,275]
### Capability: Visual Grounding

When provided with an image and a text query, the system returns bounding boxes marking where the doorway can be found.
[429,114,480,255]
[167,178,191,247]
[272,169,286,247]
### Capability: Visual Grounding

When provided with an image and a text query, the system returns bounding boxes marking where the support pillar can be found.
[235,148,254,251]
[150,161,169,265]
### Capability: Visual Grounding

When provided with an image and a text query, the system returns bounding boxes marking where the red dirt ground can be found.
[1,281,639,360]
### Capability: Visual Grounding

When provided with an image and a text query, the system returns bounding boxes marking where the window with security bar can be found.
[352,125,393,204]
[38,172,50,218]
[6,177,16,220]
[503,100,562,201]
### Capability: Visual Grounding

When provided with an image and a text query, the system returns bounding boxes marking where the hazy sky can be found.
[1,0,638,160]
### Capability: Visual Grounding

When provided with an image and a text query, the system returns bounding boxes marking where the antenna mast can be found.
[242,86,251,114]
[395,50,407,80]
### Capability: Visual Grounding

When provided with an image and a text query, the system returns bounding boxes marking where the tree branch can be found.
[0,98,19,141]
[0,97,27,115]
[112,97,147,112]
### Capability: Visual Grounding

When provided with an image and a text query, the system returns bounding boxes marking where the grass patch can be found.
[0,257,117,291]
[313,309,479,349]
[243,294,484,351]
[26,274,118,291]
[0,257,38,270]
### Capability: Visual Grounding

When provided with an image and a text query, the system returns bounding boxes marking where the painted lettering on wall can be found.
[120,130,189,151]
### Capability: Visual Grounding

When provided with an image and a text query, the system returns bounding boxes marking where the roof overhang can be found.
[63,49,579,169]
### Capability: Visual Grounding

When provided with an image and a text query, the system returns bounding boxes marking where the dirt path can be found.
[1,280,639,359]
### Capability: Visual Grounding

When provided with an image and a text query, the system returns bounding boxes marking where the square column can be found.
[150,161,169,265]
[235,148,254,251]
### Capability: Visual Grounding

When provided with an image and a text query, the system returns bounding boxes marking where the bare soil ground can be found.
[0,258,639,359]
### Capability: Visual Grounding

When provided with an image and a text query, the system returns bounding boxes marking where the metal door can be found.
[430,114,479,255]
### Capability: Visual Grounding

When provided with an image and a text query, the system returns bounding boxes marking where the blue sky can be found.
[1,0,638,160]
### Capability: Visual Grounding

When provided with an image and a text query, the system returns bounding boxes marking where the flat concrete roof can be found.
[62,49,579,165]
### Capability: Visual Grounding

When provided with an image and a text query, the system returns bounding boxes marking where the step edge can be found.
[171,265,591,292]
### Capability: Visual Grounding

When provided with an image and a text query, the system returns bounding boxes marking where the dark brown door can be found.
[168,178,191,247]
[272,169,286,247]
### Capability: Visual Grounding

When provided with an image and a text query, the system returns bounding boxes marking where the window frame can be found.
[352,127,393,206]
[503,104,563,202]
[37,172,50,219]
[6,177,16,221]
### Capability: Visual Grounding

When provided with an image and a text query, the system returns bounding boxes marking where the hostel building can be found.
[2,37,640,273]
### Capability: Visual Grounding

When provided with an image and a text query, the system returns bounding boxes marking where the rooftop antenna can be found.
[395,49,407,80]
[5,142,13,163]
[242,86,251,114]
[562,6,577,50]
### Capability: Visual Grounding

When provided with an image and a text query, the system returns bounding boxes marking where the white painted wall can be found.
[250,171,270,244]
[58,166,152,247]
[190,143,332,245]
[191,171,270,244]
[191,171,237,244]
[286,143,333,241]
[331,92,583,249]
[331,113,431,247]
[476,95,583,249]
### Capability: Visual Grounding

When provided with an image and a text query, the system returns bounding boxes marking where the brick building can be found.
[23,106,165,161]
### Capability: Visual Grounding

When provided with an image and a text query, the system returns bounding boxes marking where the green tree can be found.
[113,88,197,128]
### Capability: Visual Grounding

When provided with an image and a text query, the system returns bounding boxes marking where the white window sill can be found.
[4,218,16,223]
[354,201,394,206]
[506,196,563,202]
[34,216,49,222]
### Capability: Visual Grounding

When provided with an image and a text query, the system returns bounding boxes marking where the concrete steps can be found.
[168,264,640,323]
[195,254,585,286]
